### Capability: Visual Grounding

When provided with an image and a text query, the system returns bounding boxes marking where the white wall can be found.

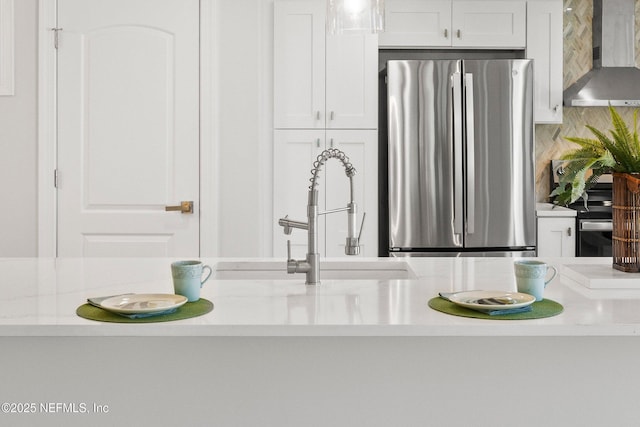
[215,0,273,257]
[0,0,274,257]
[0,0,37,256]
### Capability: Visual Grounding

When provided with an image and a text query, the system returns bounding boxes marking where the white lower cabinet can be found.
[273,130,378,258]
[537,217,575,257]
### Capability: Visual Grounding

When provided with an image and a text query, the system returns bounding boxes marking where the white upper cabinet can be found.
[378,0,452,47]
[452,1,526,48]
[527,0,563,124]
[325,33,378,129]
[274,0,378,129]
[274,1,325,129]
[379,0,526,48]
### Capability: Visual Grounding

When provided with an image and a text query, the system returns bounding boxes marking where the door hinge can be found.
[51,28,63,49]
[54,169,59,188]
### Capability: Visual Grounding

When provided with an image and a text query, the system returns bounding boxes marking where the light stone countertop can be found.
[5,256,640,427]
[536,202,577,217]
[2,256,639,337]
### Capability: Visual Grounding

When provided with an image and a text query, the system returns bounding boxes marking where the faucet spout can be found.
[345,202,360,255]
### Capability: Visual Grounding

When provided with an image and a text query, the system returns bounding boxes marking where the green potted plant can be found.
[552,105,640,271]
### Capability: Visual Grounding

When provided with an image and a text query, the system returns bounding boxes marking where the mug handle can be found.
[544,265,558,286]
[200,265,213,287]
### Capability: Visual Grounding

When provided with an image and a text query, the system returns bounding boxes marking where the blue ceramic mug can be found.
[171,260,212,302]
[514,260,557,301]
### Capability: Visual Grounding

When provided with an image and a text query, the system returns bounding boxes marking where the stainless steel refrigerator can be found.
[381,59,536,256]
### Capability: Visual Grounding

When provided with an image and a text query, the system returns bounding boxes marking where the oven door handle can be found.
[580,221,613,231]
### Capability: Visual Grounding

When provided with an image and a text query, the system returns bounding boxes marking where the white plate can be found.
[445,290,536,311]
[98,293,188,314]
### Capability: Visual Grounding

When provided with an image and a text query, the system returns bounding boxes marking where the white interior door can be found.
[56,0,200,257]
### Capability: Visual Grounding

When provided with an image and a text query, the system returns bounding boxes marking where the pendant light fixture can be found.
[326,0,385,35]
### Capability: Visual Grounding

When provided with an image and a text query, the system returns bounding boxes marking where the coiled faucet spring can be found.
[309,148,356,190]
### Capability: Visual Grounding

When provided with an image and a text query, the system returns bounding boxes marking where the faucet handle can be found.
[285,240,302,274]
[357,212,366,241]
[279,215,292,235]
[278,216,308,235]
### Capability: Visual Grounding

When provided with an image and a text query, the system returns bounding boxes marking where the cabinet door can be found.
[273,130,378,258]
[378,0,452,47]
[326,32,378,129]
[527,0,563,124]
[273,130,326,258]
[324,130,378,257]
[274,0,325,129]
[452,1,526,48]
[537,217,575,257]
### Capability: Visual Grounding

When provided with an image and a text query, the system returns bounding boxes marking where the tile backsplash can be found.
[535,0,640,201]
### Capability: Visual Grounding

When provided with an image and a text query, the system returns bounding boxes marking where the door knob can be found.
[165,201,193,214]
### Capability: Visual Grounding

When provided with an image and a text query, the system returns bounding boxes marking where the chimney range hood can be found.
[563,0,640,107]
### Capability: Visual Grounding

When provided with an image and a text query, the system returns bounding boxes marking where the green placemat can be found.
[76,298,214,323]
[428,297,563,320]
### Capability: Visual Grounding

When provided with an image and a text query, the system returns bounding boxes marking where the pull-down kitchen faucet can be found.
[278,148,365,285]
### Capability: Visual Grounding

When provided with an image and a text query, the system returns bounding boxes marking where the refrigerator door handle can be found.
[464,73,475,235]
[452,72,463,236]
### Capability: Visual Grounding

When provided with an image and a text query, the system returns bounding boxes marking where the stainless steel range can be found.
[550,160,612,256]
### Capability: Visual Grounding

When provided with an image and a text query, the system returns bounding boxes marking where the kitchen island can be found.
[1,257,640,426]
